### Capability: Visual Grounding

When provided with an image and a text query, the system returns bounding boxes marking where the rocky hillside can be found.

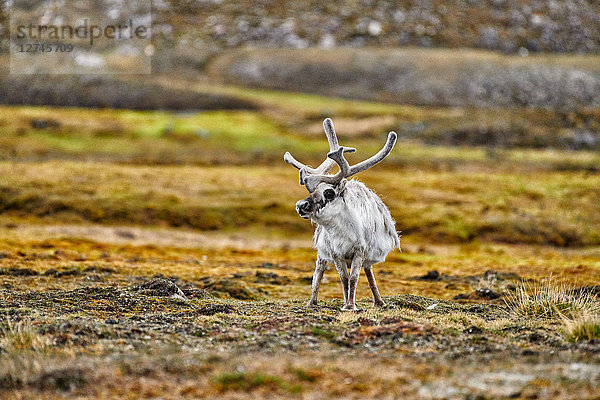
[2,0,600,56]
[155,0,600,54]
[212,47,600,110]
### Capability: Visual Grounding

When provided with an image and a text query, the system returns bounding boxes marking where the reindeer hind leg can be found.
[364,265,385,307]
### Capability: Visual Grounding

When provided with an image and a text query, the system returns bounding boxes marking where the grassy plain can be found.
[0,86,599,399]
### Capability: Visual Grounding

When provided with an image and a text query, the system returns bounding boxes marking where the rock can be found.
[299,276,313,285]
[528,332,542,343]
[412,270,441,281]
[464,326,483,334]
[483,270,522,282]
[453,293,470,300]
[358,318,376,326]
[198,277,265,300]
[30,118,60,130]
[479,26,500,48]
[572,285,600,297]
[133,278,187,299]
[368,21,382,36]
[34,368,86,391]
[254,271,291,285]
[0,267,38,276]
[475,288,501,299]
[44,268,80,278]
[115,229,136,239]
[197,304,235,316]
[83,265,115,274]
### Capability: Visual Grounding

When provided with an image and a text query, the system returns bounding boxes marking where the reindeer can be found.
[284,118,400,311]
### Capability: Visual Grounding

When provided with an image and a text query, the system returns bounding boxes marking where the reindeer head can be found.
[284,118,397,221]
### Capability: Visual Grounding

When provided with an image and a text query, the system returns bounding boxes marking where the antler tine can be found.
[300,118,348,175]
[313,118,339,174]
[346,132,397,178]
[284,118,356,188]
[284,118,337,172]
[283,152,306,170]
[284,146,356,174]
[327,146,351,177]
[302,146,353,192]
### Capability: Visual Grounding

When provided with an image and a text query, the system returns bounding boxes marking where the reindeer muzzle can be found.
[296,198,313,219]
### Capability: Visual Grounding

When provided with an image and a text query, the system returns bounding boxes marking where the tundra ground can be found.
[0,87,599,399]
[0,232,599,399]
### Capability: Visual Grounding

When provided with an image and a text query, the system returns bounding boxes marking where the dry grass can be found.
[1,160,599,246]
[562,313,600,342]
[504,278,600,320]
[0,317,50,353]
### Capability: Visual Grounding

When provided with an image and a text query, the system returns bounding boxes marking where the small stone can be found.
[0,267,38,276]
[197,304,234,316]
[133,278,187,299]
[475,288,500,299]
[413,270,440,281]
[368,21,382,36]
[464,326,483,334]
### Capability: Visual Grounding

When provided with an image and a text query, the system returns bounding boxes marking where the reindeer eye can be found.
[324,189,335,201]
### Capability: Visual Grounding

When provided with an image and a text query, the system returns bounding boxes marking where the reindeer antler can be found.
[284,118,355,184]
[303,131,397,192]
[343,131,397,177]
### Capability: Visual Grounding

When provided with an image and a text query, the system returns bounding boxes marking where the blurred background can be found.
[0,0,599,247]
[0,3,599,397]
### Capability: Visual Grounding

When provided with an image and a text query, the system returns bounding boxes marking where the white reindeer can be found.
[284,118,400,311]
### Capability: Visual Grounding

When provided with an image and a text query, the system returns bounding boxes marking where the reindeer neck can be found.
[313,194,358,233]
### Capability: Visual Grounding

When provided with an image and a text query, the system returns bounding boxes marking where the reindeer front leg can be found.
[307,256,326,307]
[342,249,366,311]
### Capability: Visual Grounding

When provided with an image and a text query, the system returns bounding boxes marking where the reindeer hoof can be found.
[341,305,358,312]
[374,301,385,308]
[306,301,318,307]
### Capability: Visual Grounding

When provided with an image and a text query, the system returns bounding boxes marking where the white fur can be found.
[302,179,400,310]
[312,179,399,264]
[287,118,400,310]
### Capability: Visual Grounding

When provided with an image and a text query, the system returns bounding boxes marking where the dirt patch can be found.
[2,224,311,251]
[345,321,438,344]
